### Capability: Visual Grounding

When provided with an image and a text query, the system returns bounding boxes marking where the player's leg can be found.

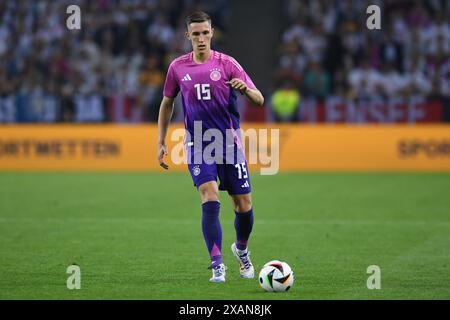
[187,162,226,282]
[230,192,255,278]
[217,162,255,278]
[198,180,226,282]
[231,192,253,250]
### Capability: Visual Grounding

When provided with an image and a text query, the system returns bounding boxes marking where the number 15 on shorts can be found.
[235,162,248,179]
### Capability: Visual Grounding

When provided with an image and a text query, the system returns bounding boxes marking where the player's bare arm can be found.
[226,78,264,106]
[157,96,175,170]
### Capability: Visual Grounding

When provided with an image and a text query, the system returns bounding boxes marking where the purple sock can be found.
[202,201,222,267]
[234,208,254,250]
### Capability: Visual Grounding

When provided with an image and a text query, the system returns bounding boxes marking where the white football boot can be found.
[209,263,226,282]
[231,243,254,279]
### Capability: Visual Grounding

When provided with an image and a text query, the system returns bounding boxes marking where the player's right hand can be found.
[157,143,169,170]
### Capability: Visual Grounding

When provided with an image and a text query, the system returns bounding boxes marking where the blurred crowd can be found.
[272,0,450,121]
[1,0,449,123]
[0,0,228,123]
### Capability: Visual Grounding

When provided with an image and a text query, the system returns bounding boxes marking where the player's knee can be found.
[199,184,219,203]
[234,196,252,213]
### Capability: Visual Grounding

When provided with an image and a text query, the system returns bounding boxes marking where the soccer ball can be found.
[258,260,294,292]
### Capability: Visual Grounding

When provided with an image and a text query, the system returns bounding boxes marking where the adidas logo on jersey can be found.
[241,181,250,188]
[181,74,192,81]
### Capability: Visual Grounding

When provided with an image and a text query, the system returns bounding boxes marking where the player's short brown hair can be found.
[185,11,211,28]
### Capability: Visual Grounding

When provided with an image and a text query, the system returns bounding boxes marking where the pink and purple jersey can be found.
[163,50,256,137]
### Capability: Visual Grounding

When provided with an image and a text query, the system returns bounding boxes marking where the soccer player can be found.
[157,11,264,282]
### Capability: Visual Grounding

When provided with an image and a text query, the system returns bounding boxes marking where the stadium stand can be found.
[0,0,448,123]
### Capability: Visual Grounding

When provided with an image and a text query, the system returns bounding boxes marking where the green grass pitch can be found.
[0,172,449,299]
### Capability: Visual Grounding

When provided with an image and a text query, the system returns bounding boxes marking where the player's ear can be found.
[211,27,215,37]
[185,31,190,40]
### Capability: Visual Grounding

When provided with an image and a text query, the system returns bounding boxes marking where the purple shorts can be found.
[188,161,251,195]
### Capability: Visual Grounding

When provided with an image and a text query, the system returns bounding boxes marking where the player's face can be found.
[186,21,214,54]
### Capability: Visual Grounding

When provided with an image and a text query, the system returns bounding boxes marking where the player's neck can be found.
[193,49,212,64]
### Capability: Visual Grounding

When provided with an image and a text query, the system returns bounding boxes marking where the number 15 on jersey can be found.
[194,83,211,100]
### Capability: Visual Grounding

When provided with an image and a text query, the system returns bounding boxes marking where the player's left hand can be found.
[226,78,248,94]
